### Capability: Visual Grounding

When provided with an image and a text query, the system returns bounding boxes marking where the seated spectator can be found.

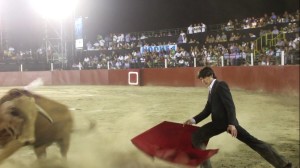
[190,46,196,57]
[118,33,125,43]
[221,32,227,42]
[270,12,277,24]
[130,34,137,41]
[140,33,147,39]
[234,19,241,29]
[295,9,299,21]
[201,23,206,32]
[243,17,252,29]
[188,38,197,43]
[93,42,100,49]
[226,19,234,31]
[229,32,237,41]
[282,11,290,23]
[83,56,90,68]
[263,13,272,24]
[180,48,188,58]
[215,33,221,42]
[288,38,296,51]
[99,38,105,49]
[125,33,131,43]
[86,41,93,50]
[205,35,210,44]
[249,33,256,38]
[291,23,299,32]
[266,46,275,65]
[209,35,215,43]
[193,23,201,33]
[187,24,194,34]
[288,14,296,22]
[272,26,279,35]
[235,33,241,40]
[242,23,251,29]
[113,34,118,43]
[275,39,285,48]
[177,30,187,44]
[251,18,258,28]
[293,33,300,49]
[257,17,267,27]
[103,34,111,48]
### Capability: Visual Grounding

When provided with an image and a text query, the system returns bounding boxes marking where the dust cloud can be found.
[0,86,298,168]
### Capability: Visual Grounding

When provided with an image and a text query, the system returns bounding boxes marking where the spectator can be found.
[86,41,93,50]
[99,38,105,49]
[187,24,194,34]
[226,19,234,31]
[221,32,227,42]
[140,33,147,40]
[125,33,131,43]
[113,34,118,43]
[194,23,201,33]
[270,12,277,24]
[249,33,256,38]
[83,56,90,69]
[272,26,279,35]
[266,46,275,65]
[201,23,206,32]
[293,33,300,49]
[177,30,187,44]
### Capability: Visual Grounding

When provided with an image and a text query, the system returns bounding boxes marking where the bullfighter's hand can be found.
[183,118,196,126]
[227,125,237,138]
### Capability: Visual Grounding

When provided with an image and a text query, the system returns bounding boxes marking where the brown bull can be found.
[0,88,73,163]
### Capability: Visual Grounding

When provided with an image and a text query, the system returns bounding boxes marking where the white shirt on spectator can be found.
[99,39,105,47]
[187,25,194,34]
[113,34,118,42]
[201,23,206,32]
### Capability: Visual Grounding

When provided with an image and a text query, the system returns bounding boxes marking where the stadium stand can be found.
[0,10,299,71]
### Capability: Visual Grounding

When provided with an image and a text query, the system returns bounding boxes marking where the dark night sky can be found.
[81,0,299,37]
[1,0,299,50]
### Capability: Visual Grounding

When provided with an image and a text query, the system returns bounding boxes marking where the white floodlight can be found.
[30,0,78,20]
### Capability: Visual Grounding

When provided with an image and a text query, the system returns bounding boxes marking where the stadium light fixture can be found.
[30,0,78,20]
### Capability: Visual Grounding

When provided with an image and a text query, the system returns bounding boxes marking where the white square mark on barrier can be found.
[128,72,139,85]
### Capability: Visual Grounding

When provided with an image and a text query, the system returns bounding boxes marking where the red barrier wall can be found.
[21,71,52,86]
[80,70,109,85]
[0,72,22,86]
[108,69,140,85]
[0,66,298,94]
[52,70,80,85]
[210,66,299,93]
[142,67,196,86]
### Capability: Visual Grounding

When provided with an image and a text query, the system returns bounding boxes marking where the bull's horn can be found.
[35,104,53,123]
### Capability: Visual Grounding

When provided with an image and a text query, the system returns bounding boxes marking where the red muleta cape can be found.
[131,121,218,167]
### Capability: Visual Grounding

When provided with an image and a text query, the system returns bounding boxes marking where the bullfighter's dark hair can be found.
[197,66,217,79]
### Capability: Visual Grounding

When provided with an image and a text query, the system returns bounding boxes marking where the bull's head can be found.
[0,95,53,145]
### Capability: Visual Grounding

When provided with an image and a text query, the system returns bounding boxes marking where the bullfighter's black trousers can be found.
[191,122,289,168]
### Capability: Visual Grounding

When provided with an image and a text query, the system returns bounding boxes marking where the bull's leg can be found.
[34,145,47,159]
[57,135,71,158]
[0,140,23,164]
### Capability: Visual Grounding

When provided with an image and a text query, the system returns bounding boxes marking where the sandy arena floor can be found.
[0,85,299,168]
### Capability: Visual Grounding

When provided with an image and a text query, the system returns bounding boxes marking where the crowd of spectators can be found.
[77,10,299,70]
[1,10,299,71]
